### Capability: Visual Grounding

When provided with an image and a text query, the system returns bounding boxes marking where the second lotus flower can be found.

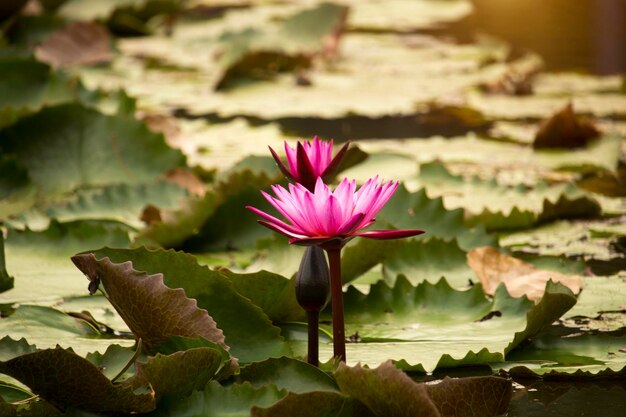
[247,177,424,248]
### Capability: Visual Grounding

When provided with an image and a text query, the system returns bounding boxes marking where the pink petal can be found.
[336,212,365,235]
[257,220,307,239]
[246,206,306,235]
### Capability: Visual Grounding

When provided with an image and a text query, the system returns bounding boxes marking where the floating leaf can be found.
[215,3,348,89]
[0,346,155,413]
[152,381,286,417]
[312,277,576,371]
[219,269,304,322]
[87,247,292,363]
[334,361,440,417]
[71,253,228,354]
[0,103,185,195]
[236,357,338,393]
[0,305,129,355]
[0,57,82,127]
[382,237,474,287]
[43,181,189,230]
[251,391,372,417]
[134,191,220,248]
[134,347,225,400]
[0,336,37,362]
[1,221,130,304]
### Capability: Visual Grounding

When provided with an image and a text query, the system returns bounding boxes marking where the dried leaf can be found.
[533,103,600,149]
[163,167,207,197]
[467,247,583,300]
[426,376,512,417]
[35,22,113,68]
[71,253,228,353]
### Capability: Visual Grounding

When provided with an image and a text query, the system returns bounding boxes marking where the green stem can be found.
[307,310,320,367]
[326,248,346,362]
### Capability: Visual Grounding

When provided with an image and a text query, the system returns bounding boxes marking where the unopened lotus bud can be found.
[295,246,330,312]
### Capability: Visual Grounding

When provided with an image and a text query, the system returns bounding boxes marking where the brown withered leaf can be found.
[163,167,206,196]
[0,347,155,413]
[426,376,512,417]
[71,253,228,353]
[335,361,441,417]
[467,247,583,301]
[138,112,182,148]
[533,103,600,149]
[35,22,113,68]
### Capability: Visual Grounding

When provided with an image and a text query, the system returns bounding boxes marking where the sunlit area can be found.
[0,1,625,416]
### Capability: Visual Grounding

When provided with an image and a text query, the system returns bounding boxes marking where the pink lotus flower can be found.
[246,177,424,247]
[269,137,349,191]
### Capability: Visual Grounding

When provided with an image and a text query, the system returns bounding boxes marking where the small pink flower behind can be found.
[269,136,349,191]
[246,177,424,248]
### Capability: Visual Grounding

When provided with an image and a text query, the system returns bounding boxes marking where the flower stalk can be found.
[325,246,346,361]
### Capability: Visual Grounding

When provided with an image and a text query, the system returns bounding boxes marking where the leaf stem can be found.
[326,247,346,362]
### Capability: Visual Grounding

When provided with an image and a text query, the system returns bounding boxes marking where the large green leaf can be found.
[251,390,372,417]
[236,357,338,393]
[46,181,188,230]
[507,331,626,375]
[151,381,287,417]
[382,237,475,287]
[418,162,601,230]
[88,247,292,363]
[215,3,348,89]
[0,103,185,195]
[0,57,82,127]
[0,221,130,304]
[0,305,132,355]
[312,278,576,371]
[219,269,304,322]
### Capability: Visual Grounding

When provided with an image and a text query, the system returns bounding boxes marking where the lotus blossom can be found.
[246,177,424,247]
[269,137,349,191]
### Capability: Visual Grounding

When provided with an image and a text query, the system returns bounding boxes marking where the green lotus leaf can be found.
[152,381,287,417]
[312,277,576,371]
[0,103,185,196]
[236,357,338,393]
[506,331,626,375]
[134,191,221,249]
[219,269,304,322]
[251,391,373,417]
[87,247,292,363]
[0,221,130,305]
[0,305,131,355]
